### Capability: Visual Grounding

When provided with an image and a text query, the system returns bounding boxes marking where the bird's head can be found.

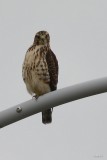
[34,31,50,45]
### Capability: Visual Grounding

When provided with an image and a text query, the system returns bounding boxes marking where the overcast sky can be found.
[0,0,107,160]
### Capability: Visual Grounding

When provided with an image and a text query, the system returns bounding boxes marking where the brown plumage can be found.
[22,31,58,124]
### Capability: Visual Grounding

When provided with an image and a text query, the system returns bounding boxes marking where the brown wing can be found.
[46,49,58,91]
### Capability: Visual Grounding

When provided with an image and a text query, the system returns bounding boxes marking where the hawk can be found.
[22,31,59,124]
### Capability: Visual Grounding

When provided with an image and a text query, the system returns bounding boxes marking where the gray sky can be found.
[0,0,107,159]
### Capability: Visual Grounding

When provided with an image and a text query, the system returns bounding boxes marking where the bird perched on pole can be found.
[22,31,59,124]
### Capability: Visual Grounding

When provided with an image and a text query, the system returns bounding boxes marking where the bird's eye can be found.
[36,35,39,39]
[45,35,48,38]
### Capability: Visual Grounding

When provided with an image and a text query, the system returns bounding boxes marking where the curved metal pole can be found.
[0,77,107,128]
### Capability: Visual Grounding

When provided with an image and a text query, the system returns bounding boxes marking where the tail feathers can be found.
[42,109,52,124]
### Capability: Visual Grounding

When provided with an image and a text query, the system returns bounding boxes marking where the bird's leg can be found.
[32,94,39,100]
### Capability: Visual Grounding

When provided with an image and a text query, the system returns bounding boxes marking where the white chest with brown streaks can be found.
[22,45,51,95]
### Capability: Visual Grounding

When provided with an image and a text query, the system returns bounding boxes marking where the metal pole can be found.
[0,77,107,128]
